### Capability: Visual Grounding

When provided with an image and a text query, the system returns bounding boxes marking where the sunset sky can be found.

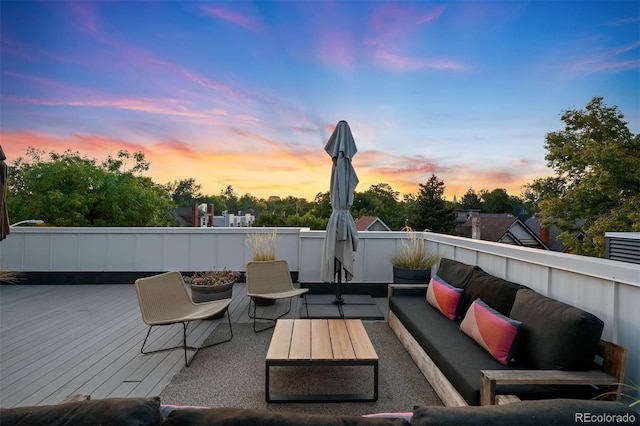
[1,1,638,201]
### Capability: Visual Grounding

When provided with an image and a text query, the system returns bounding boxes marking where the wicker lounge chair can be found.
[134,271,233,367]
[246,260,309,332]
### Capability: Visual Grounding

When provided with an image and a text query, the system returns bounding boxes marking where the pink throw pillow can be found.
[426,275,463,321]
[460,299,522,365]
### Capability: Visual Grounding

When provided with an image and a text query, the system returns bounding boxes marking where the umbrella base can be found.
[302,295,384,320]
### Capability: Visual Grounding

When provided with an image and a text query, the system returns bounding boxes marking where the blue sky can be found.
[1,1,638,200]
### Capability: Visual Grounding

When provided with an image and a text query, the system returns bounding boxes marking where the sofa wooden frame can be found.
[387,284,629,406]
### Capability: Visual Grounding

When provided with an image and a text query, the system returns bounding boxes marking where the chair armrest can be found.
[479,369,619,405]
[388,283,429,298]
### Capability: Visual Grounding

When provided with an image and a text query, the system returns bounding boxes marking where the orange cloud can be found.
[3,129,550,202]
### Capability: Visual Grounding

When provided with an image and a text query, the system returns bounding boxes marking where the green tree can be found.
[460,188,482,210]
[408,174,456,234]
[220,185,238,214]
[535,97,640,256]
[7,148,175,226]
[165,178,203,207]
[480,188,521,213]
[309,191,332,219]
[353,183,403,229]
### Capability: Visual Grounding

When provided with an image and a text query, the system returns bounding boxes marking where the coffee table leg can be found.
[265,361,271,402]
[373,361,379,402]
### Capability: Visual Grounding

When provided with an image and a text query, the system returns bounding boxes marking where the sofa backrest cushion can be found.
[411,399,637,426]
[436,258,481,289]
[0,397,163,426]
[162,407,411,426]
[461,270,529,317]
[426,275,464,320]
[510,289,605,370]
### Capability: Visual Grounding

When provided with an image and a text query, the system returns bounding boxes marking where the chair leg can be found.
[248,297,293,333]
[140,309,233,367]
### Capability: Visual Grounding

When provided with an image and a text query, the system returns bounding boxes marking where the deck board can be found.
[0,283,387,408]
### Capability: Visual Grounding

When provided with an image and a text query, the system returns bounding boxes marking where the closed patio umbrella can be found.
[0,145,9,241]
[321,120,359,304]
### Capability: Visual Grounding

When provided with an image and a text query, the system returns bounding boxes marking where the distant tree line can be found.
[6,97,639,257]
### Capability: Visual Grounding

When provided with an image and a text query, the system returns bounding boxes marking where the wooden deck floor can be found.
[0,283,388,408]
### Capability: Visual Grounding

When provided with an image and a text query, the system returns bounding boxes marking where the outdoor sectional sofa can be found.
[388,258,629,407]
[1,396,638,425]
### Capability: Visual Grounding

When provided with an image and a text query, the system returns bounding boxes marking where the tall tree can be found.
[7,148,175,226]
[353,183,403,229]
[480,188,519,213]
[165,178,203,207]
[408,174,456,234]
[535,97,640,256]
[460,188,482,210]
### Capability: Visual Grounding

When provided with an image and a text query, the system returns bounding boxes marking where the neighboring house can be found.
[355,216,391,232]
[172,204,213,227]
[460,213,549,250]
[525,216,587,253]
[172,204,255,227]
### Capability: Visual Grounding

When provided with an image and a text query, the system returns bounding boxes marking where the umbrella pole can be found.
[333,258,345,306]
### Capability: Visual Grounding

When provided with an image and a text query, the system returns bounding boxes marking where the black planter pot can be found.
[392,266,432,284]
[190,282,234,318]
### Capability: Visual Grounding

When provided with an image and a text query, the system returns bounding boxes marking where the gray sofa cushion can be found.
[0,397,163,426]
[510,289,605,370]
[163,407,411,426]
[389,295,515,405]
[411,399,638,426]
[460,270,529,317]
[435,258,481,289]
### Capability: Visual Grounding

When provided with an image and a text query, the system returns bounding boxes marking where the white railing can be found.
[1,227,639,393]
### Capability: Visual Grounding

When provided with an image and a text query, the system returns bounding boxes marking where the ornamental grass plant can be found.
[0,269,21,283]
[390,228,439,270]
[246,228,278,261]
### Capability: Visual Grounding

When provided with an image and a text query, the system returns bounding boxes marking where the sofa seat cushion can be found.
[510,289,605,370]
[0,397,163,426]
[435,258,481,289]
[163,407,411,425]
[460,270,529,318]
[390,296,519,405]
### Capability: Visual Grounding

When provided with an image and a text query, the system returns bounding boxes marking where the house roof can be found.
[355,216,391,231]
[461,213,549,249]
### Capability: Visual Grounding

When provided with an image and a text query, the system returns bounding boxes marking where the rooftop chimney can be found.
[471,216,481,240]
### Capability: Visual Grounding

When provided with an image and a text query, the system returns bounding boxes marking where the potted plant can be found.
[389,228,439,284]
[245,228,278,305]
[0,269,21,283]
[183,269,241,304]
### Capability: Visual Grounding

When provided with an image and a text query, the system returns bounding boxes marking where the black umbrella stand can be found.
[332,257,345,306]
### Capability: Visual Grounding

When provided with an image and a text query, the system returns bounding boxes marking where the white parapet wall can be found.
[1,226,638,394]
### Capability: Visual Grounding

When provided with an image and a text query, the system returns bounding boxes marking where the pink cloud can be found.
[565,41,640,73]
[371,51,467,71]
[0,37,34,60]
[367,4,445,45]
[316,30,355,69]
[69,2,100,36]
[201,6,265,33]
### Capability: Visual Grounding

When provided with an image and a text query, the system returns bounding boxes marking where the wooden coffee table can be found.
[265,318,378,402]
